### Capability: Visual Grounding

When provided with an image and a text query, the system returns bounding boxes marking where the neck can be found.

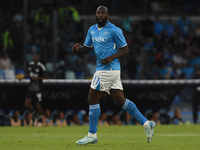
[98,20,108,28]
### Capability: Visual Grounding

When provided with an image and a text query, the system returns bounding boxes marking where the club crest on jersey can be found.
[104,31,108,35]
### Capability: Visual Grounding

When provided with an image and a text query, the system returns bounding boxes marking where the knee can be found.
[87,97,95,105]
[87,96,99,105]
[113,98,126,107]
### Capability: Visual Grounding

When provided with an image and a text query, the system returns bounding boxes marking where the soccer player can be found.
[19,53,48,123]
[72,6,156,145]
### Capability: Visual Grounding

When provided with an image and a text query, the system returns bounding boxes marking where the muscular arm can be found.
[72,43,92,54]
[99,45,129,65]
[111,45,129,59]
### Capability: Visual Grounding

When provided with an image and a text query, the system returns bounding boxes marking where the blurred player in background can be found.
[72,6,155,145]
[19,53,48,124]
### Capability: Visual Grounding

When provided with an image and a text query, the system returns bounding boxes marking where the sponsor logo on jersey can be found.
[92,37,107,42]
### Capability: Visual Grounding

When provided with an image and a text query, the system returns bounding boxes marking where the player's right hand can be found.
[72,43,80,52]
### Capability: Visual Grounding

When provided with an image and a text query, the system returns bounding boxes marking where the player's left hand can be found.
[72,43,80,52]
[99,56,113,65]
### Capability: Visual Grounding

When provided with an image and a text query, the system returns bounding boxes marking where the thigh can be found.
[88,88,105,105]
[110,89,126,106]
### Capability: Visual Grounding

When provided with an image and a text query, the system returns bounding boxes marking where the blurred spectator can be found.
[120,12,133,34]
[159,108,170,124]
[0,110,9,126]
[55,111,68,126]
[98,112,110,126]
[154,15,164,35]
[34,6,51,28]
[43,109,53,126]
[177,13,191,36]
[182,64,195,79]
[82,113,89,126]
[10,110,21,126]
[171,110,184,125]
[172,52,186,65]
[174,64,183,79]
[158,64,168,79]
[110,114,122,125]
[0,52,12,70]
[2,27,13,53]
[58,3,80,23]
[120,112,134,125]
[165,18,176,37]
[69,112,81,126]
[150,111,161,125]
[23,112,33,126]
[143,37,155,51]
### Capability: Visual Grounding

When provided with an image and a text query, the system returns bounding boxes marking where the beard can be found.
[96,17,108,27]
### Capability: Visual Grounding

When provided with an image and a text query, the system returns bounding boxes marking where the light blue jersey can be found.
[84,21,127,71]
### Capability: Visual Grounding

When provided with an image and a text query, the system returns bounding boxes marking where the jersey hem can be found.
[84,44,93,48]
[117,44,127,48]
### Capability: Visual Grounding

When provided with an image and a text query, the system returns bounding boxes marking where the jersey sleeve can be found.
[40,63,47,77]
[84,27,93,47]
[42,68,48,77]
[113,27,127,48]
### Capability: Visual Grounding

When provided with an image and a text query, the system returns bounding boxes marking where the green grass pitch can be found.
[1,125,200,150]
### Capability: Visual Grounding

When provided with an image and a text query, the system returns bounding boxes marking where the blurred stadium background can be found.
[0,0,200,126]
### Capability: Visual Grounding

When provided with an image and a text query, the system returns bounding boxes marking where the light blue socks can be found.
[89,104,101,133]
[122,99,147,125]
